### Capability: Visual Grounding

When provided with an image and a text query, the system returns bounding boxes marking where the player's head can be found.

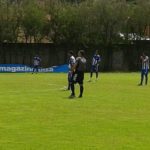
[78,50,85,57]
[95,50,99,55]
[142,52,146,58]
[68,50,74,57]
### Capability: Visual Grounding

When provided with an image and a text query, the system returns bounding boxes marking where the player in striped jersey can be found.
[32,55,41,74]
[67,51,75,90]
[88,50,101,82]
[139,52,149,85]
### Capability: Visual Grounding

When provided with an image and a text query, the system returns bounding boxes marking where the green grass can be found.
[0,73,150,150]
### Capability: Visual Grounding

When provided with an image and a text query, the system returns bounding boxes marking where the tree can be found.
[22,0,46,43]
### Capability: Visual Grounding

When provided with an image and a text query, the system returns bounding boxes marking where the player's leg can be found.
[145,70,148,85]
[79,84,83,98]
[70,82,75,96]
[79,72,84,98]
[67,72,71,90]
[67,73,71,90]
[88,66,94,82]
[36,66,38,73]
[68,78,71,91]
[32,66,35,73]
[96,65,99,80]
[69,72,77,98]
[96,72,98,79]
[139,70,144,85]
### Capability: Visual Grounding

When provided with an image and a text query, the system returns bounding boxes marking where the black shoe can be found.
[78,95,82,98]
[138,83,142,86]
[69,94,75,99]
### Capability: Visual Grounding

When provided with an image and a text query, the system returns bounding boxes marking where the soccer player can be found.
[88,50,101,82]
[32,55,41,74]
[138,52,149,85]
[69,50,86,98]
[67,51,76,90]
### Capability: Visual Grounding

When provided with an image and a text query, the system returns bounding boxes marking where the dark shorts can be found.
[91,65,99,72]
[72,71,84,84]
[141,69,149,75]
[33,65,39,68]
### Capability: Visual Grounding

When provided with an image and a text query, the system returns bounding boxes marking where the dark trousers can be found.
[140,69,148,85]
[68,71,73,90]
[33,65,39,73]
[90,65,99,78]
[71,71,84,97]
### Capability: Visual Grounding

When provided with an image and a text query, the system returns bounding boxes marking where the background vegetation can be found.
[0,0,150,47]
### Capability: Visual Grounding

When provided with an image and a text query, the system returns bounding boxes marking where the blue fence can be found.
[0,64,68,73]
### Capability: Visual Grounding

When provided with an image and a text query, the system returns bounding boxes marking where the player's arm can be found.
[140,56,144,62]
[70,57,75,70]
[143,56,149,62]
[95,56,100,66]
[97,55,101,63]
[71,58,79,71]
[71,63,77,72]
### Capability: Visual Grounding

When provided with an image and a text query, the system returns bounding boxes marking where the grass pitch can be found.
[0,73,150,150]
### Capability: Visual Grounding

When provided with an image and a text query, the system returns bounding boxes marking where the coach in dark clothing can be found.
[69,50,86,98]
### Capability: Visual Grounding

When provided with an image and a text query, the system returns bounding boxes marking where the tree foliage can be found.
[0,0,150,45]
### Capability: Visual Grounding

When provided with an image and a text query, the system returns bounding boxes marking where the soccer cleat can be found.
[138,83,142,86]
[69,94,75,99]
[64,89,69,91]
[62,86,69,91]
[78,95,82,98]
[63,86,70,91]
[88,79,92,82]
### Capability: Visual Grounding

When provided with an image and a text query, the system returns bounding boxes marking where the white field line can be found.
[2,85,67,94]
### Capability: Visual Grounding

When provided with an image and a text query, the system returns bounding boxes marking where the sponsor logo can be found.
[0,64,68,73]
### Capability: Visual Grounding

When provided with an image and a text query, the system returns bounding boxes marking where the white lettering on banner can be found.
[0,66,54,72]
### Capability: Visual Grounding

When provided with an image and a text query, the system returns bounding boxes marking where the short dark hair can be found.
[96,50,99,53]
[68,50,73,55]
[79,50,85,56]
[142,52,147,56]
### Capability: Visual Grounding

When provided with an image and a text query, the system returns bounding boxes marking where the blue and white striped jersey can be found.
[92,54,101,66]
[33,57,41,66]
[68,56,75,69]
[142,56,149,70]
